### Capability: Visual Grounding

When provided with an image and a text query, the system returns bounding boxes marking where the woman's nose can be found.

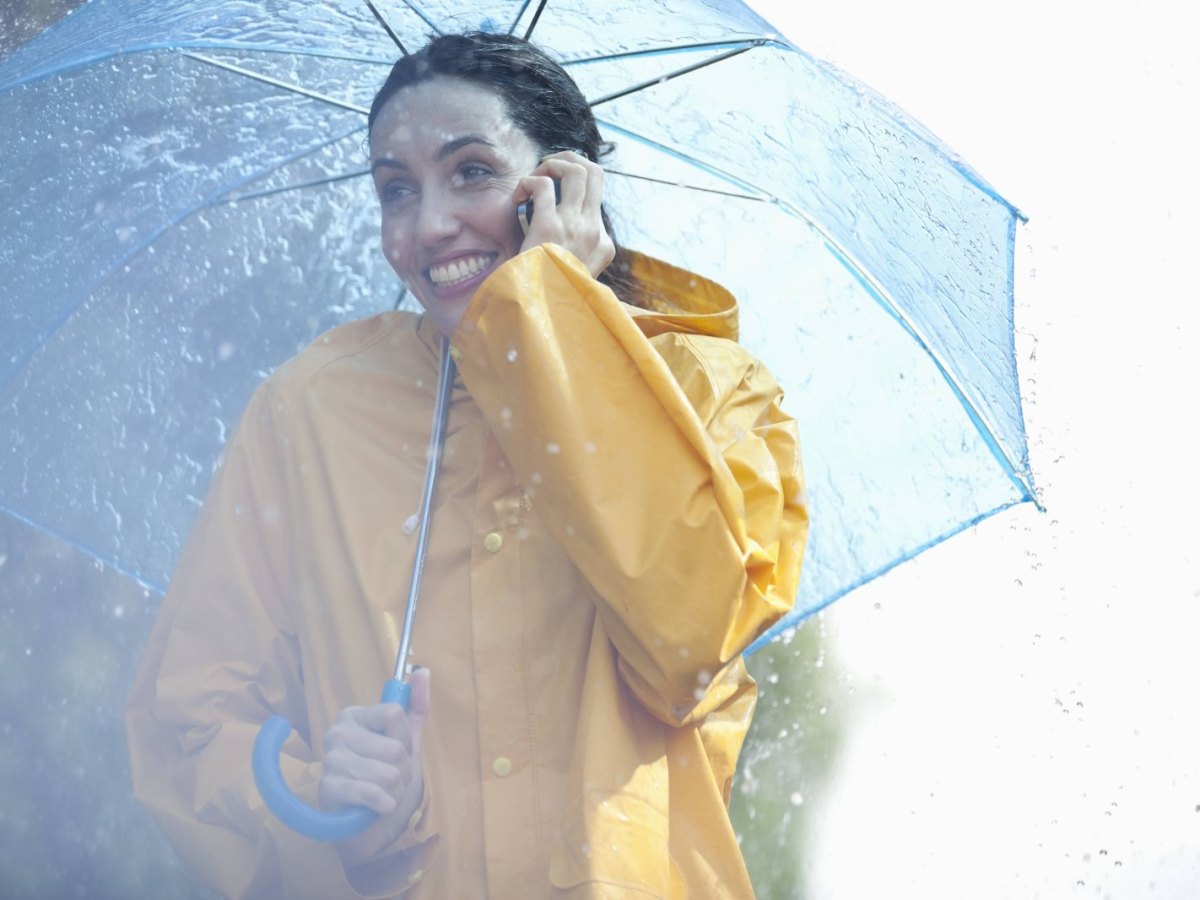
[415,193,461,246]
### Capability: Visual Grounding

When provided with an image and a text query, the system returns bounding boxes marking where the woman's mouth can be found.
[427,253,496,289]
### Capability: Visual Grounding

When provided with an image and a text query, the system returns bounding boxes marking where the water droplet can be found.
[402,513,419,535]
[507,347,518,363]
[546,442,560,454]
[790,792,803,806]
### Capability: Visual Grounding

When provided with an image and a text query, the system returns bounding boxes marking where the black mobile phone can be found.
[517,178,562,235]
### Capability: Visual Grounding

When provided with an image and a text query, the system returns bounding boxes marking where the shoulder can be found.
[256,311,426,406]
[275,311,423,382]
[648,331,782,419]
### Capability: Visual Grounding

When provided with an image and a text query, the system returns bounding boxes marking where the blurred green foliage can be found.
[732,619,844,899]
[0,519,211,899]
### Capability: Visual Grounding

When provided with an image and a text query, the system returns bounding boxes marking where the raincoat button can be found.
[449,345,462,362]
[484,531,503,553]
[492,756,512,777]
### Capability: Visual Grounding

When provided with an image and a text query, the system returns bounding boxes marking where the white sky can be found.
[746,2,1199,897]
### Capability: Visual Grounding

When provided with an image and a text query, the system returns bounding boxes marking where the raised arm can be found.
[451,245,807,727]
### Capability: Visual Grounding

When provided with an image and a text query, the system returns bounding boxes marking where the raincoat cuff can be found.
[342,777,439,897]
[390,774,436,853]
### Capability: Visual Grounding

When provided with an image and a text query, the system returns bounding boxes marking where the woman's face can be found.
[369,76,541,337]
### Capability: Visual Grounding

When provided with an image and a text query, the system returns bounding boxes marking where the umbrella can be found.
[0,0,1035,644]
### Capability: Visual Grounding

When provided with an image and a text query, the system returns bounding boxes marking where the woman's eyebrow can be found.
[435,134,496,161]
[371,158,407,175]
[371,134,497,175]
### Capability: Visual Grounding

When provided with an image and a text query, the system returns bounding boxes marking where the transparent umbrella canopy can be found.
[0,0,1035,641]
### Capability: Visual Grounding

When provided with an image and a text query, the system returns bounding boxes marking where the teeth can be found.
[429,255,492,286]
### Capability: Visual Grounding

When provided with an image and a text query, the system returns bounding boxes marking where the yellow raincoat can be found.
[126,245,807,899]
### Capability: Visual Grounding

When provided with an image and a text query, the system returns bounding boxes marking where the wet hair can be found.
[368,32,642,306]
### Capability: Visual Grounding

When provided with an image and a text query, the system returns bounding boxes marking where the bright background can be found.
[742,1,1200,897]
[1,2,1196,898]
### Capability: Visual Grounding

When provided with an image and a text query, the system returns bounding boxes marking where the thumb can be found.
[407,667,432,731]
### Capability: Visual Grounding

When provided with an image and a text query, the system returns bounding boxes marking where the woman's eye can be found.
[455,162,493,184]
[379,181,415,204]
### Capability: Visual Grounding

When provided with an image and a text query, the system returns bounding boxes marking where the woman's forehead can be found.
[370,76,527,159]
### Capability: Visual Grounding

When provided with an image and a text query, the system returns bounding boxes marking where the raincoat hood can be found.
[626,251,739,342]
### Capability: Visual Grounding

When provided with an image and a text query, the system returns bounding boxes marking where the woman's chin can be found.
[421,294,474,339]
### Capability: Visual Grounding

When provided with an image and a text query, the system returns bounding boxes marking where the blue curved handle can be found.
[252,678,410,842]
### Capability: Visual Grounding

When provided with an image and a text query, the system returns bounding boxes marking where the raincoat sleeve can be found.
[124,380,433,900]
[451,245,807,727]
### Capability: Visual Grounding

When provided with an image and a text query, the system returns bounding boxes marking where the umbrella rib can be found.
[521,0,550,40]
[0,122,368,394]
[563,37,787,67]
[183,52,369,114]
[0,503,166,595]
[596,119,777,202]
[602,121,1035,503]
[216,167,371,204]
[603,169,767,203]
[820,236,1039,506]
[0,43,392,95]
[363,0,409,55]
[398,0,442,35]
[506,0,536,36]
[587,41,764,108]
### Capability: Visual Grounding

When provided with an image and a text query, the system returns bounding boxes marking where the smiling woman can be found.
[126,30,807,899]
[368,78,546,336]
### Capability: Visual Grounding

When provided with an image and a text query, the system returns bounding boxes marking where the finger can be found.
[409,667,432,718]
[329,725,408,764]
[582,160,605,218]
[533,158,589,211]
[346,702,406,735]
[515,175,561,233]
[326,744,408,787]
[320,774,398,816]
[406,668,431,756]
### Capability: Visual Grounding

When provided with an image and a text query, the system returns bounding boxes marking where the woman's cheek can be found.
[382,222,407,268]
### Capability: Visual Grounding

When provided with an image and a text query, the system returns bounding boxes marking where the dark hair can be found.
[368,32,642,306]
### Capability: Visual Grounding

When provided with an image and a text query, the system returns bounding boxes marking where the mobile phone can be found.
[517,178,562,235]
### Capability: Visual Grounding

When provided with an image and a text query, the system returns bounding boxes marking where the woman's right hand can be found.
[318,668,431,869]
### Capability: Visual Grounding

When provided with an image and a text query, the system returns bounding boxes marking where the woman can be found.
[126,32,807,899]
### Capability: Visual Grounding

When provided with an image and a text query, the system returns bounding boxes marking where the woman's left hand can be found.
[513,151,616,278]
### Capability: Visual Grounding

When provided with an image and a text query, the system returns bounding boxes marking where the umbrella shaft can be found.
[393,337,456,682]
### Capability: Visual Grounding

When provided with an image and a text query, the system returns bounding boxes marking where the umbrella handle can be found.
[252,678,410,842]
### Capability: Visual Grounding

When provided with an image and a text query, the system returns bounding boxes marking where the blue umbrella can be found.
[0,0,1035,645]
